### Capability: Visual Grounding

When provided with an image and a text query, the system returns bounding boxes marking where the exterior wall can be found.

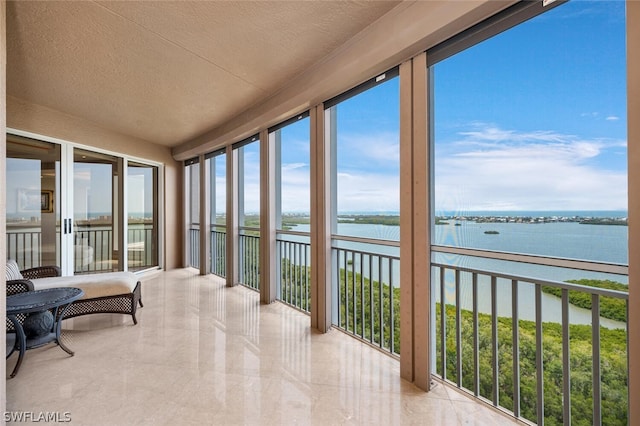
[6,95,184,270]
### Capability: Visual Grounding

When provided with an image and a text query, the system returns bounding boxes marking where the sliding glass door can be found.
[73,148,121,273]
[6,135,61,270]
[6,133,161,275]
[127,162,159,271]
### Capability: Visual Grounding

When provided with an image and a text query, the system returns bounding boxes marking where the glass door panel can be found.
[127,162,159,271]
[74,148,120,274]
[6,135,61,270]
[185,160,200,268]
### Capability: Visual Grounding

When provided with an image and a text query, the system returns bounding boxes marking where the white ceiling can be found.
[7,1,401,147]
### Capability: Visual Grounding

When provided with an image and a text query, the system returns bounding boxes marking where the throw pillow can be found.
[6,259,24,281]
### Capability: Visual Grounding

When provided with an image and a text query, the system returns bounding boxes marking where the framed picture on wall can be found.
[17,189,54,213]
[41,190,54,213]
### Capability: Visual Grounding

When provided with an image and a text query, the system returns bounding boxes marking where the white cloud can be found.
[339,132,400,166]
[282,162,307,171]
[436,124,627,212]
[281,163,310,212]
[579,113,622,122]
[329,132,401,212]
[337,171,399,212]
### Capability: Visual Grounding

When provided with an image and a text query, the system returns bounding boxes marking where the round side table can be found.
[6,287,84,378]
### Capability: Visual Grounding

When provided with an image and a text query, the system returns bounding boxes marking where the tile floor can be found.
[6,269,520,425]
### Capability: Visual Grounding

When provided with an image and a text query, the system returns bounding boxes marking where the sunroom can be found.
[3,1,639,424]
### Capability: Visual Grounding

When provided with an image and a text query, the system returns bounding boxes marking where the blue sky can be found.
[434,0,627,212]
[219,0,627,216]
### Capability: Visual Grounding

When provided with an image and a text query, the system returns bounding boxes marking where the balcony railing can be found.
[6,230,42,270]
[332,237,400,355]
[238,229,260,290]
[74,229,113,273]
[432,261,629,425]
[127,227,156,271]
[189,226,200,268]
[276,231,311,313]
[210,226,226,278]
[7,226,157,273]
[191,226,257,286]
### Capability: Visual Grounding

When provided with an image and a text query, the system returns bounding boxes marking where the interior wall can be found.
[1,0,8,411]
[6,95,184,270]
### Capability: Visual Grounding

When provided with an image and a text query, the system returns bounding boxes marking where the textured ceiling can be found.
[7,1,401,147]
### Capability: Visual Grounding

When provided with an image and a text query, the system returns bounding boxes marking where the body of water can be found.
[288,217,628,329]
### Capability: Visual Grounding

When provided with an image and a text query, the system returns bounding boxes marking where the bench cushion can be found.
[30,272,138,300]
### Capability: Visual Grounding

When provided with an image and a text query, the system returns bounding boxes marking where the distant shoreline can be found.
[331,213,628,227]
[441,215,628,226]
[7,211,628,228]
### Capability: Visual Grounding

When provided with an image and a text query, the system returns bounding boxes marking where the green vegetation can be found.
[278,253,628,425]
[233,213,311,231]
[338,214,400,226]
[541,280,628,322]
[334,270,628,424]
[336,264,400,353]
[337,214,456,225]
[436,304,628,425]
[279,258,311,310]
[579,218,628,226]
[282,215,311,229]
[242,214,260,231]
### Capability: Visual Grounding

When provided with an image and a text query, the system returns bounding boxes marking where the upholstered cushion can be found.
[5,259,24,281]
[30,272,138,299]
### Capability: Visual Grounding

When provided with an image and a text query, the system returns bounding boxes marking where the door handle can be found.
[64,218,72,234]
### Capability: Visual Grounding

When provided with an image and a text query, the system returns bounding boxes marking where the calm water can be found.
[289,219,628,328]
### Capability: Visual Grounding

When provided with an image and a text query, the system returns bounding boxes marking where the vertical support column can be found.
[1,0,7,404]
[226,145,238,287]
[199,153,210,275]
[260,129,276,303]
[627,2,639,424]
[399,59,414,382]
[413,53,431,391]
[275,131,282,230]
[310,104,332,331]
[399,53,431,390]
